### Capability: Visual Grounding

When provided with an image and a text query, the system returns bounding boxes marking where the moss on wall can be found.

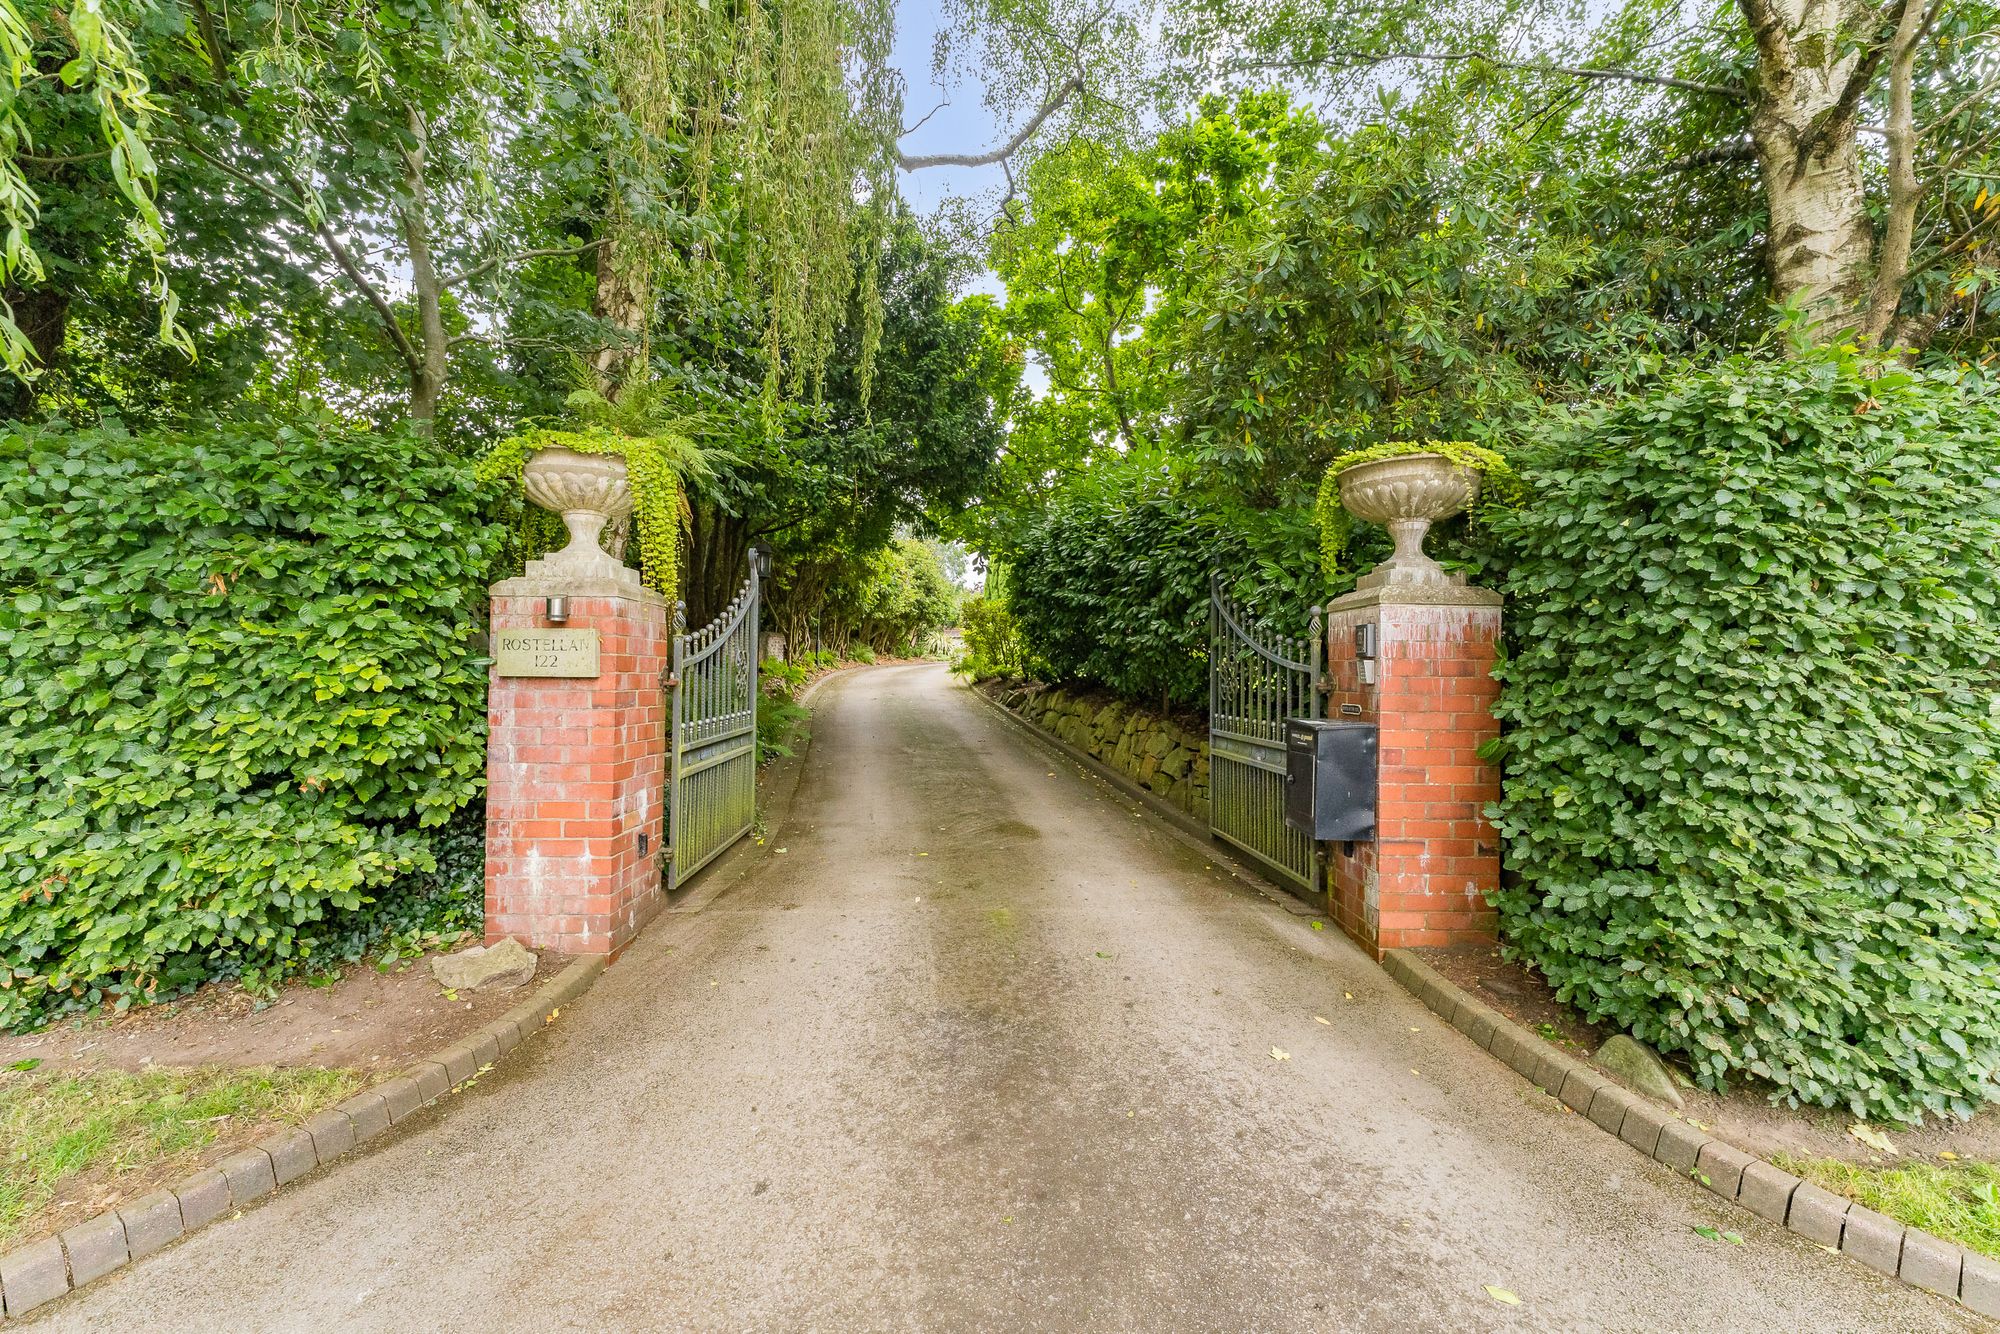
[987,682,1209,822]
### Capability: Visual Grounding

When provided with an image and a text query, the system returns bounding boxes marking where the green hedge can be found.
[1005,464,1317,710]
[1487,349,2000,1122]
[0,420,498,1029]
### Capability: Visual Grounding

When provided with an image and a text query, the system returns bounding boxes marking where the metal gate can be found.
[1207,573,1323,896]
[666,561,760,890]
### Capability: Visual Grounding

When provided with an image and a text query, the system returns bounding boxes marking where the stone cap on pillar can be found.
[491,568,670,610]
[1328,581,1503,612]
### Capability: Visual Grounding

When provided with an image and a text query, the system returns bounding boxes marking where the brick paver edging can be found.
[0,955,605,1321]
[1383,949,2000,1320]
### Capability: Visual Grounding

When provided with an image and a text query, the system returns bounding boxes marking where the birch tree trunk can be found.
[1739,0,1880,337]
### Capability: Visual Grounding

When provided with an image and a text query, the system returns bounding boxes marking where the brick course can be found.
[486,583,670,955]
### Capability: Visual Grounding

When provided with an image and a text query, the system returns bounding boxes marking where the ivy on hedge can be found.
[0,420,499,1030]
[1486,348,2000,1123]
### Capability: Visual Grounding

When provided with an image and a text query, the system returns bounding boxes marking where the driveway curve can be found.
[34,664,1974,1332]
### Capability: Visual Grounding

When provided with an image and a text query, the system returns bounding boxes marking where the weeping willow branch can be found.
[577,0,893,403]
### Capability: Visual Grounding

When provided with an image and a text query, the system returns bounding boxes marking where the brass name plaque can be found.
[495,628,600,678]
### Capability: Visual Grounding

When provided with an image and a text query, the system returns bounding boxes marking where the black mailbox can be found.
[1283,719,1377,841]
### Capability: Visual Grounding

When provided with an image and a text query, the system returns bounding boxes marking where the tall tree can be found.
[1180,0,2000,348]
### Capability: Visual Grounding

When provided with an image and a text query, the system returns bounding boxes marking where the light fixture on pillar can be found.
[751,543,774,581]
[544,595,569,625]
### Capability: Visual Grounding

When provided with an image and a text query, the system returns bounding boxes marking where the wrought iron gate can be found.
[1207,573,1323,896]
[666,561,760,890]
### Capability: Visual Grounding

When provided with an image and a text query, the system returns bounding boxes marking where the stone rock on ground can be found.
[431,938,538,992]
[1595,1034,1685,1108]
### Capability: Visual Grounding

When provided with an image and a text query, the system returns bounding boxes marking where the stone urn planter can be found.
[1337,451,1481,588]
[521,446,634,579]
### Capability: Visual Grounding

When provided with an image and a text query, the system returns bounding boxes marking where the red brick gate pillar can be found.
[484,563,669,957]
[1324,584,1502,957]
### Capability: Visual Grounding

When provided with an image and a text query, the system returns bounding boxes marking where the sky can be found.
[889,0,1008,212]
[889,0,1015,301]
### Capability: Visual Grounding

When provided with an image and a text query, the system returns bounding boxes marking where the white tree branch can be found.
[896,74,1085,170]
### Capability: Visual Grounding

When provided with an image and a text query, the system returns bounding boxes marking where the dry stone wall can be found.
[985,681,1209,823]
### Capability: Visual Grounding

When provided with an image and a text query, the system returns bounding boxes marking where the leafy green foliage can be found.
[1006,457,1318,709]
[956,567,1033,679]
[1173,105,1751,498]
[1486,349,2000,1122]
[755,657,812,762]
[0,419,497,1030]
[740,217,1003,637]
[0,1,180,376]
[835,538,959,655]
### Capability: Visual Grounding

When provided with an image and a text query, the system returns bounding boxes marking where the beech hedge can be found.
[0,420,498,1030]
[1486,349,2000,1123]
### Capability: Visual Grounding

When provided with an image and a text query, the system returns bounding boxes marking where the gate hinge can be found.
[659,667,679,691]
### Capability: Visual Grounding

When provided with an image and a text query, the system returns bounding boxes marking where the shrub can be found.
[956,567,1031,679]
[851,644,878,664]
[1486,349,2000,1122]
[833,538,958,655]
[756,657,811,762]
[1006,461,1317,710]
[0,419,498,1029]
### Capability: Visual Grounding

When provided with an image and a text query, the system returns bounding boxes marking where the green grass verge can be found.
[0,1065,361,1250]
[1775,1153,2000,1260]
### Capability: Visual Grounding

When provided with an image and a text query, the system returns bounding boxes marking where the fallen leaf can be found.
[1849,1123,1898,1155]
[775,848,788,854]
[1270,1047,1291,1061]
[1344,991,1353,1000]
[1940,1150,1960,1161]
[8,1058,40,1072]
[1692,1225,1721,1241]
[1311,921,1325,931]
[1722,1230,1745,1245]
[1484,1286,1520,1306]
[917,852,930,857]
[1314,1016,1331,1026]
